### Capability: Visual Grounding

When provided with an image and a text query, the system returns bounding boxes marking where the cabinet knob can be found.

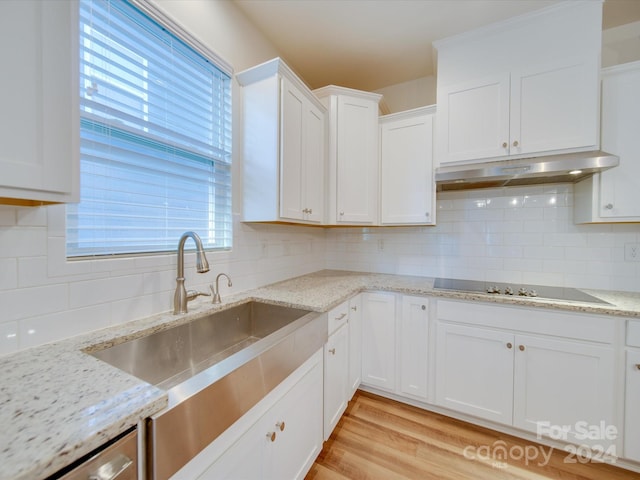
[421,305,426,310]
[308,208,312,214]
[276,421,285,431]
[502,142,508,148]
[339,211,344,216]
[519,345,525,351]
[425,212,430,218]
[635,364,640,370]
[506,342,513,349]
[329,348,336,355]
[266,431,276,442]
[513,140,519,147]
[351,305,357,311]
[604,203,614,210]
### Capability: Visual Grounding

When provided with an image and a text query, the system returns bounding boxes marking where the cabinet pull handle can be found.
[276,421,285,431]
[506,342,513,349]
[266,431,276,442]
[502,142,508,148]
[351,305,357,311]
[513,140,519,147]
[329,348,336,355]
[336,312,347,320]
[87,453,133,480]
[519,345,525,351]
[604,203,614,210]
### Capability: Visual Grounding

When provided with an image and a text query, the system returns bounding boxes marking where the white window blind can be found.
[67,0,232,257]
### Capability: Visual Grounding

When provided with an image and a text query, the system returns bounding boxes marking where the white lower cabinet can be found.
[624,345,640,461]
[348,295,362,398]
[197,350,323,480]
[399,296,430,401]
[361,292,397,392]
[435,323,514,424]
[324,323,349,439]
[624,320,640,462]
[434,299,617,449]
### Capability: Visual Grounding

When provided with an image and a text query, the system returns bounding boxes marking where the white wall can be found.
[374,76,437,113]
[603,21,640,68]
[326,184,640,292]
[0,0,326,356]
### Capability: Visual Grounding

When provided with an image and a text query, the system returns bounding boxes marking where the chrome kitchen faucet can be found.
[173,231,211,314]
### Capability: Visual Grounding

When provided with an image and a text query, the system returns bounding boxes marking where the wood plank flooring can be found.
[306,390,640,480]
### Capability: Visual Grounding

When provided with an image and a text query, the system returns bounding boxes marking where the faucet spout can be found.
[174,231,210,314]
[211,273,232,304]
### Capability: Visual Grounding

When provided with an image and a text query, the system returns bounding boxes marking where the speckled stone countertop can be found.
[2,270,639,480]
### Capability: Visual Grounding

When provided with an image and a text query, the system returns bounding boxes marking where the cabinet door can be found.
[437,73,510,164]
[435,323,514,424]
[510,56,599,156]
[280,76,305,221]
[323,323,349,440]
[268,356,323,480]
[0,1,77,204]
[380,113,434,225]
[348,295,362,398]
[599,63,640,219]
[361,292,396,391]
[303,103,325,223]
[197,418,265,480]
[625,350,640,461]
[513,335,616,448]
[336,95,378,223]
[399,296,429,401]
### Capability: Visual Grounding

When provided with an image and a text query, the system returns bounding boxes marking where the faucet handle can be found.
[186,289,211,301]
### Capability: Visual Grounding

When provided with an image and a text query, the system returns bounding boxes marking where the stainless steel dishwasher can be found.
[52,428,138,480]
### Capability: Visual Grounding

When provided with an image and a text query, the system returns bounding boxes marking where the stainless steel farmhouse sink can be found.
[89,300,327,479]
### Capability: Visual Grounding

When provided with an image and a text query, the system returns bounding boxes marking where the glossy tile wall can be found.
[0,205,325,355]
[326,184,640,291]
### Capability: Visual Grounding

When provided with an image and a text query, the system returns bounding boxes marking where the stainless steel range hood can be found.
[435,151,619,191]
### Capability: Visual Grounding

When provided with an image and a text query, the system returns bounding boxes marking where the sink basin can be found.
[91,300,314,390]
[89,299,327,480]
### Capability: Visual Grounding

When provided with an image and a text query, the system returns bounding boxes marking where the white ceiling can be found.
[233,0,640,92]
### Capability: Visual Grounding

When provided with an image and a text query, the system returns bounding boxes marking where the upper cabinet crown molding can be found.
[0,0,79,206]
[236,57,325,111]
[313,85,383,104]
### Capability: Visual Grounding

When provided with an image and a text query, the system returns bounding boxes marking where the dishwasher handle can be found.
[88,453,133,480]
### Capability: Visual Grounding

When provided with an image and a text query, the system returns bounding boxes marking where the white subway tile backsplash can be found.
[0,206,16,226]
[0,321,18,356]
[0,258,17,290]
[1,183,639,353]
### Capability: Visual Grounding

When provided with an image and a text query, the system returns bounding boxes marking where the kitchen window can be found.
[66,0,232,257]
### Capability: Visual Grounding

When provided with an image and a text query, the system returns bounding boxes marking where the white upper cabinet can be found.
[314,86,382,225]
[0,1,79,205]
[434,1,602,166]
[574,61,640,223]
[380,106,435,225]
[238,58,326,224]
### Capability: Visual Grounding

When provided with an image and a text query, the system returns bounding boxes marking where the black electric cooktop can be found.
[433,278,610,305]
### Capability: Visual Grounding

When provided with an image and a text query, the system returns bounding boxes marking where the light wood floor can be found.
[306,390,640,480]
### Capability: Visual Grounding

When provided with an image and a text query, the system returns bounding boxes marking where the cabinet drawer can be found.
[327,301,349,335]
[628,321,640,347]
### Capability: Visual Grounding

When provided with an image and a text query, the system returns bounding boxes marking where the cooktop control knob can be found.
[518,287,528,296]
[529,290,538,297]
[504,286,514,295]
[487,285,500,294]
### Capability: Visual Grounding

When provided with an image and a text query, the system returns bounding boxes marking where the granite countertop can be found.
[2,269,640,480]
